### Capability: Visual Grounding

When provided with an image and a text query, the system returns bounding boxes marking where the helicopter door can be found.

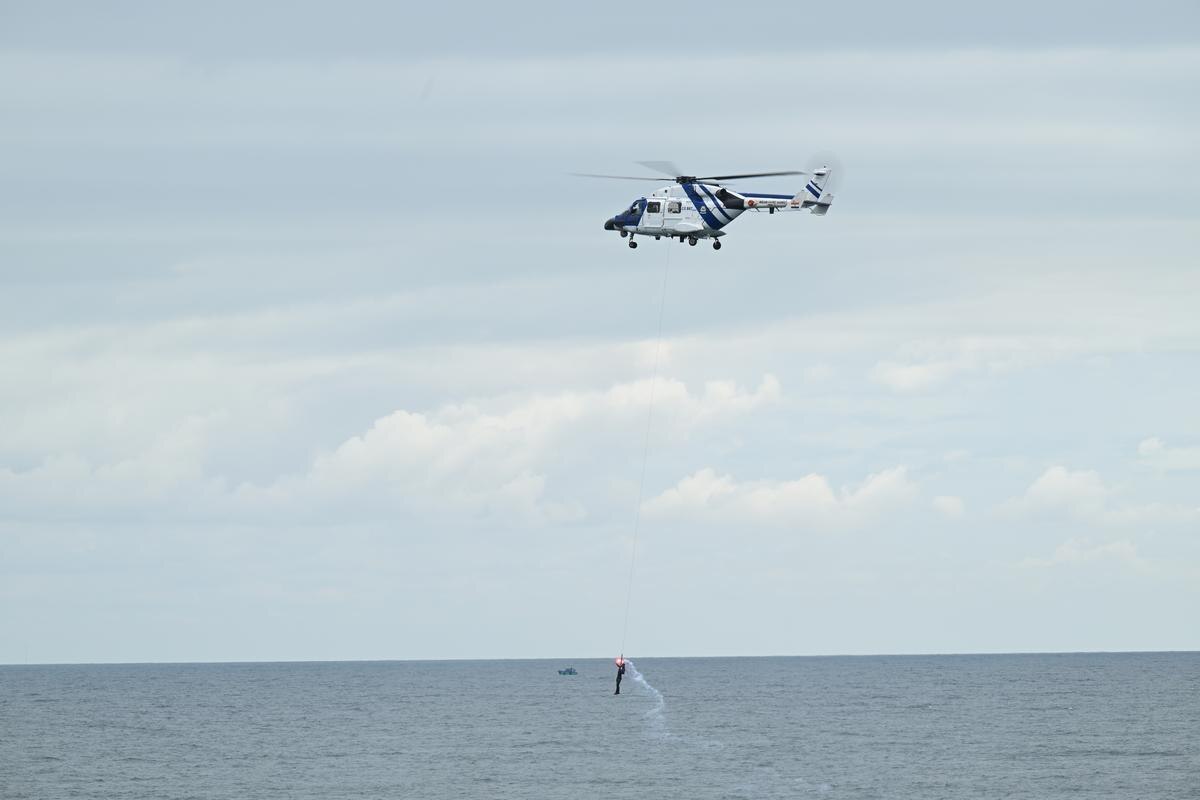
[663,199,683,228]
[642,199,665,229]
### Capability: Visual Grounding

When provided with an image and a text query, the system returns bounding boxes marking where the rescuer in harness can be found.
[614,656,627,695]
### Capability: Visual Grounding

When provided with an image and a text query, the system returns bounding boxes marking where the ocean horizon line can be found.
[3,648,1196,668]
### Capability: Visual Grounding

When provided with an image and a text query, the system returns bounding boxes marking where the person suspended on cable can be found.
[614,656,626,695]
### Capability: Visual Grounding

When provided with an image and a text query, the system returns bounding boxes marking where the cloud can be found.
[1020,537,1147,571]
[1,375,781,526]
[0,414,233,518]
[870,336,1080,392]
[3,48,1196,154]
[643,465,917,529]
[932,495,966,518]
[1004,465,1199,526]
[871,361,959,392]
[248,374,780,519]
[1017,465,1109,516]
[1138,437,1200,471]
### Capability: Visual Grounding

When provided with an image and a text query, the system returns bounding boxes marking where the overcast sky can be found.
[2,2,1199,663]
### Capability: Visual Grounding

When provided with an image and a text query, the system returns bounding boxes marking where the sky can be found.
[1,1,1198,663]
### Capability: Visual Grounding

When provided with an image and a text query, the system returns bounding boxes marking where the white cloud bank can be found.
[1138,437,1200,472]
[248,374,780,521]
[1020,537,1148,571]
[932,495,966,518]
[3,48,1195,154]
[871,336,1080,392]
[1005,465,1199,527]
[1015,465,1109,517]
[1,375,781,525]
[643,465,918,529]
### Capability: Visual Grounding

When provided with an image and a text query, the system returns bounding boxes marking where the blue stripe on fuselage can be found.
[698,184,733,224]
[682,183,723,229]
[741,192,794,200]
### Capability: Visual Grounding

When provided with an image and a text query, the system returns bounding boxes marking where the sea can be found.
[2,653,1197,799]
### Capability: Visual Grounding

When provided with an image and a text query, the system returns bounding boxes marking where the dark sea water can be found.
[2,653,1198,799]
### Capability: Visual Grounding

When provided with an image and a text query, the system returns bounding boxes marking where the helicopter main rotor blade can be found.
[635,160,685,177]
[570,172,669,181]
[695,170,809,181]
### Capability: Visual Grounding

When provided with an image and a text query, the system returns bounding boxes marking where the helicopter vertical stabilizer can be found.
[802,166,834,215]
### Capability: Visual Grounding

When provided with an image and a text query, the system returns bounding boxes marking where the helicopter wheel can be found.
[712,240,722,250]
[619,230,628,238]
[654,235,661,240]
[628,240,638,249]
[687,237,697,247]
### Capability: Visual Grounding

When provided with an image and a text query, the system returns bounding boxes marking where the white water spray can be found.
[624,659,668,736]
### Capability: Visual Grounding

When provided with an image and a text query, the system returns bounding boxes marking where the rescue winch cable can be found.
[619,242,672,657]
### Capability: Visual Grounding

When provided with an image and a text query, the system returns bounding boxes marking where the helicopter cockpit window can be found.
[646,201,662,213]
[667,201,682,214]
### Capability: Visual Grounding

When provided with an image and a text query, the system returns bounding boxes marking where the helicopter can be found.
[576,160,836,250]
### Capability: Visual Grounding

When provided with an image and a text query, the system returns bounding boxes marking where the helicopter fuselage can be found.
[603,182,809,249]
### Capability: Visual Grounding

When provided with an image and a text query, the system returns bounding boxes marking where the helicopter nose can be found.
[603,218,616,231]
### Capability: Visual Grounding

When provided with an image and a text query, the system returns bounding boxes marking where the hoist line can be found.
[620,242,672,656]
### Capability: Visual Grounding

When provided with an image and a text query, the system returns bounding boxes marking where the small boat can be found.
[557,667,577,675]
